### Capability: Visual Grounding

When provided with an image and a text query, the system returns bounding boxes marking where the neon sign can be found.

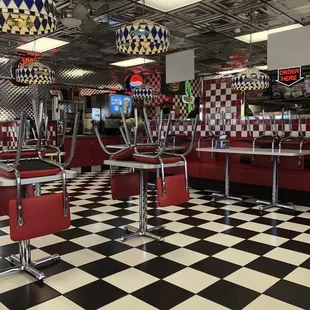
[277,66,303,87]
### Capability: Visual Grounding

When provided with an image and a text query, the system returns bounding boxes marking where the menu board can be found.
[110,95,132,114]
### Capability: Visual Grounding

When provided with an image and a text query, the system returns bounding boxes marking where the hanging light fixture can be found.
[132,84,157,101]
[116,19,170,55]
[231,67,269,91]
[116,0,169,55]
[231,11,269,91]
[15,59,55,84]
[0,0,57,35]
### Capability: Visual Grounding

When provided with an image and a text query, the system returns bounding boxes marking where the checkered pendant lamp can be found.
[231,68,270,91]
[15,60,55,84]
[116,19,170,55]
[132,84,157,101]
[0,0,57,35]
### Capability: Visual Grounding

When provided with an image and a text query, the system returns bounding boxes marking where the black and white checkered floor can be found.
[0,171,310,310]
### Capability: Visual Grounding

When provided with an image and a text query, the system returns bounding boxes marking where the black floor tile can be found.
[65,280,126,310]
[233,240,275,256]
[133,280,193,310]
[209,208,236,216]
[289,217,310,226]
[181,227,217,239]
[186,240,227,256]
[147,217,171,227]
[301,258,310,270]
[178,217,207,227]
[54,228,90,240]
[136,257,184,279]
[215,217,245,227]
[137,241,179,256]
[71,218,98,227]
[204,201,226,208]
[80,258,130,278]
[253,217,283,227]
[192,257,240,279]
[40,241,83,256]
[199,280,260,310]
[246,257,296,278]
[264,227,300,239]
[108,209,136,217]
[147,208,169,217]
[222,227,258,239]
[39,260,75,278]
[104,217,135,227]
[175,208,201,217]
[0,282,60,310]
[265,280,310,309]
[74,210,102,217]
[280,240,310,255]
[90,241,131,256]
[97,228,128,240]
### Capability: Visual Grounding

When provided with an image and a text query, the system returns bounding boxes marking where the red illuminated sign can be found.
[277,66,303,87]
[18,57,36,66]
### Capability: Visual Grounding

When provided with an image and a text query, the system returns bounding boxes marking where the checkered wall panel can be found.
[145,75,202,119]
[202,77,310,138]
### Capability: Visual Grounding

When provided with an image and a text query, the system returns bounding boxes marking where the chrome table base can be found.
[212,154,243,203]
[0,240,60,280]
[257,156,295,211]
[121,169,164,242]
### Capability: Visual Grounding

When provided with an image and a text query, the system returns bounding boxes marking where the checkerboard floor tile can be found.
[0,171,310,309]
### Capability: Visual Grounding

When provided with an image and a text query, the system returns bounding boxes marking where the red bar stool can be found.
[0,111,79,280]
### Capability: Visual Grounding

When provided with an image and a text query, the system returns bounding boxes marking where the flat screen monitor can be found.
[110,95,132,116]
[92,108,100,121]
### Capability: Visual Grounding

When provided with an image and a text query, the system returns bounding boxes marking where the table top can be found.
[197,147,310,157]
[106,145,185,151]
[0,170,77,187]
[104,160,185,169]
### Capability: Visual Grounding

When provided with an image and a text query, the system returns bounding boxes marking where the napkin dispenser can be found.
[215,139,230,149]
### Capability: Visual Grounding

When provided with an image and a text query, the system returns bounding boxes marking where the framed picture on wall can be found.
[161,75,186,95]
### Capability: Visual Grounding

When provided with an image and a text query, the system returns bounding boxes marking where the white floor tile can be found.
[31,235,65,248]
[205,233,244,247]
[87,214,118,222]
[243,294,303,310]
[264,248,309,266]
[164,267,219,293]
[237,222,272,233]
[28,296,84,310]
[0,272,35,294]
[171,295,229,310]
[80,223,114,233]
[285,267,310,288]
[249,233,288,246]
[228,213,259,222]
[110,248,156,267]
[61,249,104,267]
[71,234,109,247]
[198,222,233,232]
[193,213,223,221]
[162,248,206,266]
[44,268,98,294]
[263,213,295,221]
[214,248,259,266]
[225,267,280,293]
[164,222,193,232]
[104,268,158,293]
[165,233,199,247]
[158,213,188,222]
[98,295,158,310]
[276,222,310,233]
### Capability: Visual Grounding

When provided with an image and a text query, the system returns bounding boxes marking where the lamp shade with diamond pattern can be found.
[231,68,270,91]
[0,0,57,35]
[132,84,157,100]
[116,19,170,55]
[15,59,55,84]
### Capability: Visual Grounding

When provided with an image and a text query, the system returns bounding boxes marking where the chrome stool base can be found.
[211,193,243,202]
[0,240,60,281]
[121,225,165,242]
[257,200,295,211]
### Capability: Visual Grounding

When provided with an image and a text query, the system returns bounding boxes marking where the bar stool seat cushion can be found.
[132,154,182,164]
[0,160,60,179]
[9,193,70,241]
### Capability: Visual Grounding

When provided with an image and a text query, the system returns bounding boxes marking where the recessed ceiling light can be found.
[17,38,69,53]
[139,0,202,12]
[235,24,303,43]
[110,57,155,67]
